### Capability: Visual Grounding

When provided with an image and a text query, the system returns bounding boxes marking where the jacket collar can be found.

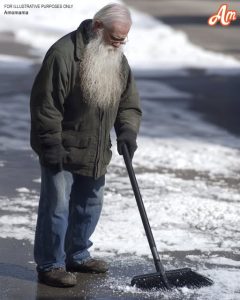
[75,19,93,61]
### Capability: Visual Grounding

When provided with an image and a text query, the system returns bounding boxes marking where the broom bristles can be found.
[131,268,213,290]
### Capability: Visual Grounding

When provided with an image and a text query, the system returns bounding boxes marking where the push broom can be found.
[122,143,213,290]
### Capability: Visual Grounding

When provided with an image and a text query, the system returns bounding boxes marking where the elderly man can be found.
[30,3,142,287]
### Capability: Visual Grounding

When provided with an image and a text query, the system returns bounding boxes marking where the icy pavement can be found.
[1,2,240,294]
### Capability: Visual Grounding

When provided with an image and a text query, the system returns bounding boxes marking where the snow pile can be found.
[0,0,240,69]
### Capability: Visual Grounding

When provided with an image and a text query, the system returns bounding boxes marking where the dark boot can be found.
[38,267,77,287]
[66,258,108,274]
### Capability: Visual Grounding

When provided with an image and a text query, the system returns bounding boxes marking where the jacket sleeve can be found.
[114,59,142,137]
[30,48,68,148]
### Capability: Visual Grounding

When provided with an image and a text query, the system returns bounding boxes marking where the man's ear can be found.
[93,20,103,32]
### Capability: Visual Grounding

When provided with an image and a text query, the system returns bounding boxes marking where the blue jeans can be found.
[34,165,105,272]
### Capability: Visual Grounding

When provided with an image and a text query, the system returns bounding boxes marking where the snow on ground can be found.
[187,255,240,268]
[0,190,38,240]
[1,0,240,70]
[106,267,240,300]
[0,81,240,297]
[1,96,240,251]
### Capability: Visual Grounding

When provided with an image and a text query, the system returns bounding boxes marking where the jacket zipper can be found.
[94,108,104,178]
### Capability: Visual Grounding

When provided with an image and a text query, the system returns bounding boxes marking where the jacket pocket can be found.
[62,131,92,168]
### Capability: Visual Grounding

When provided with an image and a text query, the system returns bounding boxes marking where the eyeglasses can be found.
[109,33,128,45]
[105,29,129,45]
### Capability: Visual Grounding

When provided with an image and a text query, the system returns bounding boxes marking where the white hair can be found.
[93,3,132,28]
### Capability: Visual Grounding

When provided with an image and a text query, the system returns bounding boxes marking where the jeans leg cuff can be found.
[37,262,65,272]
[67,250,91,265]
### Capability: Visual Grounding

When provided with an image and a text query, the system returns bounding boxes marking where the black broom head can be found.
[131,268,213,290]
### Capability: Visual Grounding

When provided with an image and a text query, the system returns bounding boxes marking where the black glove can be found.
[117,129,137,159]
[41,144,66,172]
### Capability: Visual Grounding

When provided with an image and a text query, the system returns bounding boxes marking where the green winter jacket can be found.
[30,19,142,178]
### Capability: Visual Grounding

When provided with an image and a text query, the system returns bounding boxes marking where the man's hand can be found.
[117,129,137,159]
[41,144,66,172]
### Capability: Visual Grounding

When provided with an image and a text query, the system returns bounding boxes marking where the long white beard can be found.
[80,31,124,109]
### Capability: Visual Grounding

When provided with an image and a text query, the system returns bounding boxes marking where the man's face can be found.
[94,21,131,49]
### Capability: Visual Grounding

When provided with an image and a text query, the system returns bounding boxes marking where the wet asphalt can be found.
[0,237,154,300]
[1,1,240,299]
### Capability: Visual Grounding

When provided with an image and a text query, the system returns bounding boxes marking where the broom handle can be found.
[122,144,170,287]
